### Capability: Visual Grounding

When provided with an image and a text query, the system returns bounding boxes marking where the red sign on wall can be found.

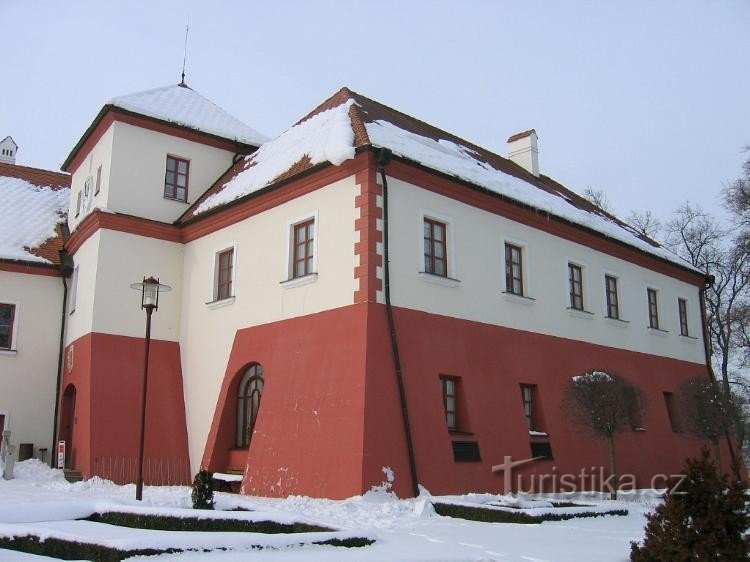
[57,441,65,469]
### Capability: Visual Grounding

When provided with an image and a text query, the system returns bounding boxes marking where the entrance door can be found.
[60,385,76,468]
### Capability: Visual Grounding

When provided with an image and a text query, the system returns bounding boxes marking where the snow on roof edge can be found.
[108,83,269,147]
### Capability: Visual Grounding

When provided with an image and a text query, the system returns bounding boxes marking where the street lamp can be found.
[129,276,171,501]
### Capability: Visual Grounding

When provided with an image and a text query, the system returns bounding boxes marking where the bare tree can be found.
[722,146,750,231]
[582,186,614,214]
[562,371,643,499]
[662,203,750,397]
[722,150,750,372]
[676,377,741,475]
[627,209,661,239]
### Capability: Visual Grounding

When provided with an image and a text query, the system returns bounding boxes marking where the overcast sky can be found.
[3,0,749,221]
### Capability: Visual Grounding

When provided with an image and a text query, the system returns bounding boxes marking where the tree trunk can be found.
[607,435,618,500]
[713,440,723,477]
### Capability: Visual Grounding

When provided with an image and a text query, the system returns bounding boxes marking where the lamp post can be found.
[129,276,171,501]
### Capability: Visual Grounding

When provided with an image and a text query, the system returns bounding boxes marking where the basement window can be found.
[452,441,481,462]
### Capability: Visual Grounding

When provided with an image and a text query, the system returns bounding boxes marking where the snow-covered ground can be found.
[0,460,658,561]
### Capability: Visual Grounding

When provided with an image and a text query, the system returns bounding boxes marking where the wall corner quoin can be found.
[353,155,384,303]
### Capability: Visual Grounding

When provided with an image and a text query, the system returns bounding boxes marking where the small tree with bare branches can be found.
[563,371,643,499]
[676,377,740,475]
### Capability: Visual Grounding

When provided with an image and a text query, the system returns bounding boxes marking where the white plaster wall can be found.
[91,230,183,341]
[65,229,183,345]
[64,231,101,346]
[179,176,359,472]
[0,270,63,456]
[107,121,236,224]
[68,125,115,232]
[386,177,706,365]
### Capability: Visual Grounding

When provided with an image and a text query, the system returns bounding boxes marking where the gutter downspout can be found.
[51,246,73,468]
[377,148,420,497]
[699,275,742,480]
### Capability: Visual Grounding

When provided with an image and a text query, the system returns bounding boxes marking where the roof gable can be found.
[63,84,268,172]
[108,84,268,147]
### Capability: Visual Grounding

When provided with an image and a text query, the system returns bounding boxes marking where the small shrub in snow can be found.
[191,469,214,510]
[630,448,748,561]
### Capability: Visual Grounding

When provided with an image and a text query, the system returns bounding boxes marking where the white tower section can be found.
[0,136,18,164]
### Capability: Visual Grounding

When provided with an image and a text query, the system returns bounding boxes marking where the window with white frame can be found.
[423,218,448,277]
[568,263,584,310]
[288,217,316,280]
[647,288,660,329]
[678,298,689,336]
[605,274,620,319]
[505,243,524,296]
[95,165,102,195]
[69,266,79,314]
[164,155,189,201]
[212,245,236,302]
[0,303,17,350]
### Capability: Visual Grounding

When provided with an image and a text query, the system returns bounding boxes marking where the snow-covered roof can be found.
[109,84,268,147]
[182,87,697,273]
[0,162,69,264]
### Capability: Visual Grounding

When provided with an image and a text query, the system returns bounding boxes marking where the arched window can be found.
[236,364,264,448]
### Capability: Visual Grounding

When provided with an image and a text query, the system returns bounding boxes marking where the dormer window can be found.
[164,155,189,202]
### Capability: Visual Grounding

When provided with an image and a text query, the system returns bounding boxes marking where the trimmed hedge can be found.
[433,502,627,524]
[0,535,180,562]
[0,534,373,561]
[86,511,332,533]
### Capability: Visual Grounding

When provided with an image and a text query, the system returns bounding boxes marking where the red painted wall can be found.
[203,304,371,499]
[388,306,723,494]
[60,332,190,484]
[202,302,721,498]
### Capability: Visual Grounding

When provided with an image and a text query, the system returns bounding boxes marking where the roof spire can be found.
[179,15,189,87]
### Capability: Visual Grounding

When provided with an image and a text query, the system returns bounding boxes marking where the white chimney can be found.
[507,129,539,176]
[0,136,18,165]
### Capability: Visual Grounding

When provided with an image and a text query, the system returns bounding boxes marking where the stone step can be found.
[63,469,83,483]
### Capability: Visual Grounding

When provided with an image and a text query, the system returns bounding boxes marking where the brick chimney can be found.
[0,136,18,165]
[507,129,538,176]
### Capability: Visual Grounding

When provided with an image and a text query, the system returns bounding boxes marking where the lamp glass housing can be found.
[130,276,171,311]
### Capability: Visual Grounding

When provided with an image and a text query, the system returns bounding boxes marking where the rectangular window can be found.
[216,248,234,301]
[678,298,689,336]
[664,392,681,432]
[95,165,102,195]
[423,218,447,277]
[75,191,82,217]
[568,263,584,310]
[292,219,315,279]
[647,288,659,329]
[505,243,523,295]
[0,303,16,350]
[520,384,540,431]
[605,275,619,319]
[441,376,458,431]
[69,266,79,314]
[164,155,189,202]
